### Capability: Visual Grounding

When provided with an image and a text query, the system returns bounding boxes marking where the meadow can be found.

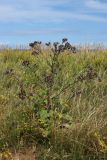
[0,45,107,160]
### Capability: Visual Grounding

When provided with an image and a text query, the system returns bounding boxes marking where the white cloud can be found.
[0,28,79,36]
[0,2,107,23]
[0,0,107,25]
[85,0,107,13]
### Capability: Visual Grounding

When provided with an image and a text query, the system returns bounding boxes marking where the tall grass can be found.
[0,48,107,160]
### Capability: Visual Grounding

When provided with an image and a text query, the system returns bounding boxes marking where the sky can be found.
[0,0,107,45]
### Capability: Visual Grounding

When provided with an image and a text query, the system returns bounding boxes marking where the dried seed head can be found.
[53,42,59,53]
[18,83,26,100]
[29,41,42,48]
[4,69,14,75]
[58,44,65,53]
[38,41,42,44]
[53,42,59,47]
[62,38,68,43]
[64,42,71,50]
[33,41,42,45]
[87,65,93,71]
[71,46,76,53]
[44,74,53,87]
[29,43,34,48]
[45,42,51,46]
[22,60,30,67]
[34,41,38,45]
[86,65,98,79]
[77,74,85,82]
[18,90,26,100]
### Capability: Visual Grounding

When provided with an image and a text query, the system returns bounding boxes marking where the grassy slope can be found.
[0,49,107,160]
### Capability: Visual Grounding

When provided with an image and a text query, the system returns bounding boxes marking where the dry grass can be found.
[12,149,36,160]
[0,48,107,160]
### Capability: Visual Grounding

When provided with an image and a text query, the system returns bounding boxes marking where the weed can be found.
[0,45,107,159]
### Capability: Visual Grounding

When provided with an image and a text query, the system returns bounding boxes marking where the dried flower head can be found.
[29,41,42,55]
[58,44,65,53]
[18,83,26,100]
[44,74,53,87]
[18,90,26,100]
[22,60,30,67]
[62,38,68,43]
[64,42,72,50]
[29,43,34,48]
[4,69,14,75]
[71,46,76,53]
[45,42,51,46]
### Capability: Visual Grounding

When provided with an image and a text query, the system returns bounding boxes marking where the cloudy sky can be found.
[0,0,107,45]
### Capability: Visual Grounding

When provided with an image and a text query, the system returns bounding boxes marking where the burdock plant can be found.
[29,41,42,55]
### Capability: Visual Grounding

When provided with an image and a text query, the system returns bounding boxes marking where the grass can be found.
[0,48,107,159]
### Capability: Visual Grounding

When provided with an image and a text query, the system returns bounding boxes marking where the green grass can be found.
[0,48,107,159]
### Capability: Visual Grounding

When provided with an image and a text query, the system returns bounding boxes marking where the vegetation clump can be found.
[0,43,107,159]
[29,38,77,55]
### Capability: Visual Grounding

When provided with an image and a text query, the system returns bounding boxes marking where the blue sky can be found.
[0,0,107,45]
